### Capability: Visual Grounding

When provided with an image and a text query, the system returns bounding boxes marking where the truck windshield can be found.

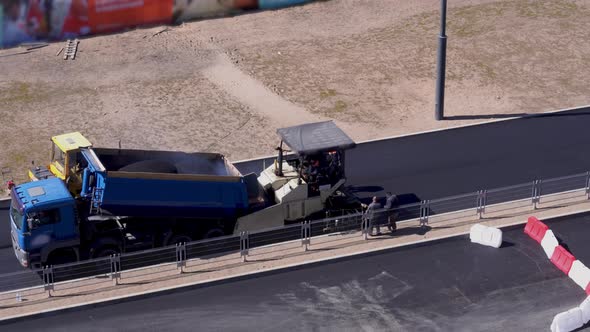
[52,143,65,171]
[10,200,24,230]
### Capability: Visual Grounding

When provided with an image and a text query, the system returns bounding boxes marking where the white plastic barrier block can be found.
[551,307,584,332]
[569,261,590,290]
[482,226,502,248]
[470,224,486,243]
[541,229,559,259]
[580,296,590,324]
[470,224,502,248]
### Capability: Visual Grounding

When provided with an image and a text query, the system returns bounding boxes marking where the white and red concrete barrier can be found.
[524,216,590,332]
[525,216,590,294]
[541,229,559,258]
[524,216,549,243]
[581,297,590,325]
[551,245,576,275]
[569,261,590,295]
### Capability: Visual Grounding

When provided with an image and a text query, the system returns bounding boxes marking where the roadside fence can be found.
[1,170,590,305]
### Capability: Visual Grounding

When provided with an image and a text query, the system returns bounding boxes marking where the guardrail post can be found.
[301,221,311,251]
[419,200,430,227]
[532,180,541,209]
[483,190,487,217]
[585,171,590,199]
[176,243,186,274]
[476,190,482,217]
[240,231,249,262]
[42,265,54,297]
[110,254,121,285]
[362,215,369,240]
[476,190,487,219]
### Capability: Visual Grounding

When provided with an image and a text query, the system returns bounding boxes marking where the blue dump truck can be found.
[10,121,361,268]
[11,145,263,268]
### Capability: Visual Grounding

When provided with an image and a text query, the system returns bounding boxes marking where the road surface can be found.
[2,212,590,331]
[238,107,590,205]
[2,107,590,273]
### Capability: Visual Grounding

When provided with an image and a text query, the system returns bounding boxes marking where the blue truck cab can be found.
[10,178,78,268]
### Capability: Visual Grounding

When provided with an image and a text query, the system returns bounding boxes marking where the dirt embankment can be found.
[1,0,589,184]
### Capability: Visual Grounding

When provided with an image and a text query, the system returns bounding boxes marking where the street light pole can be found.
[435,0,448,120]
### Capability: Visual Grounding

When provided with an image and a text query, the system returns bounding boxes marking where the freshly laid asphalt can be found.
[239,107,590,205]
[2,106,590,273]
[0,208,7,249]
[3,212,590,331]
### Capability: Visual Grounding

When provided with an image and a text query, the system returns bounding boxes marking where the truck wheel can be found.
[46,249,78,266]
[204,228,224,239]
[165,234,193,246]
[93,246,120,258]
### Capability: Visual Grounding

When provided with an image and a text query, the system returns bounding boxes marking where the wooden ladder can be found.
[63,39,79,60]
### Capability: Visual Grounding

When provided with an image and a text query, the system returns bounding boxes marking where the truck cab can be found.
[29,132,92,196]
[10,177,79,268]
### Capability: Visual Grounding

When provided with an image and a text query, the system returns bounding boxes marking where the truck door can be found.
[27,209,60,251]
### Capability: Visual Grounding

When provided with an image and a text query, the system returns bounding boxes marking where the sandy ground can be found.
[1,0,590,184]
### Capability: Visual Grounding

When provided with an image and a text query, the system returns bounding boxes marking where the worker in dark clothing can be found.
[364,196,383,236]
[308,159,319,182]
[384,192,399,233]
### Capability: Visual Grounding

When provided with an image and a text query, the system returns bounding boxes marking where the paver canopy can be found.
[276,121,356,155]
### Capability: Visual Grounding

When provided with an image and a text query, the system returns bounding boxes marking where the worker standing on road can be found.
[365,196,382,236]
[384,192,399,233]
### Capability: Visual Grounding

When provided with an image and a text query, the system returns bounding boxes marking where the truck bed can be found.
[80,148,250,219]
[93,148,242,177]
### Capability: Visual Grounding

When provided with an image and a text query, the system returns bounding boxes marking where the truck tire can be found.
[164,233,193,246]
[45,249,79,282]
[46,248,78,266]
[89,237,121,259]
[204,228,224,239]
[93,246,120,258]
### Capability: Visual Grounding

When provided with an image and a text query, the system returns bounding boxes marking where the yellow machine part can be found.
[51,132,92,153]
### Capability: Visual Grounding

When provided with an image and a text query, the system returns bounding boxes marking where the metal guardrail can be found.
[1,171,590,303]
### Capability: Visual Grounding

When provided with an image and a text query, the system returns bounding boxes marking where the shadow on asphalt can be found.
[347,185,384,194]
[383,225,433,237]
[500,241,515,248]
[444,113,530,120]
[446,110,590,121]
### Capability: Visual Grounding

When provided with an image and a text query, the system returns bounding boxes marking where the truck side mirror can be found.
[27,217,42,230]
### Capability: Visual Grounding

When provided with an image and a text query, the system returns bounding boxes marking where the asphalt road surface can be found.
[3,212,590,331]
[2,107,590,271]
[0,208,7,247]
[238,107,590,205]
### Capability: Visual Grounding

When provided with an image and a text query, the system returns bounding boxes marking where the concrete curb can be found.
[2,208,589,324]
[353,103,590,146]
[232,104,590,164]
